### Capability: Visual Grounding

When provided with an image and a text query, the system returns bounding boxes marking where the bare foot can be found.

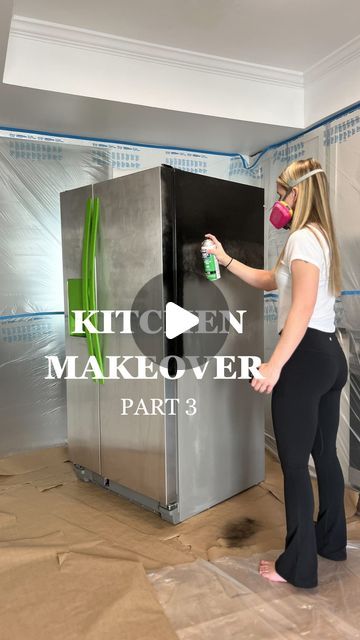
[259,560,287,582]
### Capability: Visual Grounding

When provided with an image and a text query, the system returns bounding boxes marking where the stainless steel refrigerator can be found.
[60,165,265,523]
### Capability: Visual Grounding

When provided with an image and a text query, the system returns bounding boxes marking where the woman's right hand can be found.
[204,233,231,266]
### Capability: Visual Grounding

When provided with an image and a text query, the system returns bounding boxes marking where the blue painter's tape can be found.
[2,100,360,172]
[264,290,360,298]
[235,100,360,170]
[0,311,64,321]
[0,125,236,158]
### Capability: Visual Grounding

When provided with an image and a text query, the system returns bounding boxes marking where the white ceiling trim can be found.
[304,32,360,84]
[0,0,12,80]
[5,15,360,131]
[11,15,304,89]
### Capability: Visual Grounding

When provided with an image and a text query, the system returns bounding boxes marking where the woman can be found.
[205,157,348,589]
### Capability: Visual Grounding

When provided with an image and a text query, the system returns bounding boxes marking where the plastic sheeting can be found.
[228,111,360,492]
[0,133,229,456]
[0,114,359,492]
[147,543,360,638]
[0,138,111,455]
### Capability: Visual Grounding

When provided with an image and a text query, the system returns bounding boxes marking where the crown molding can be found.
[304,33,360,84]
[10,15,304,89]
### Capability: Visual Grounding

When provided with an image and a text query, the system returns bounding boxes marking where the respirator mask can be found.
[269,168,326,230]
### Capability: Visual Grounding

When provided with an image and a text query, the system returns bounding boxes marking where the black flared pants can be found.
[271,327,349,588]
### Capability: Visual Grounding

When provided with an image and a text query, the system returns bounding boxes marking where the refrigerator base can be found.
[73,464,181,524]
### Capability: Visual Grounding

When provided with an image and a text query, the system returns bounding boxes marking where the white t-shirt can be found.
[274,224,336,334]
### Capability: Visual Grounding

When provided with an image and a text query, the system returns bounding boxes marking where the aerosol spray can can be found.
[200,238,221,281]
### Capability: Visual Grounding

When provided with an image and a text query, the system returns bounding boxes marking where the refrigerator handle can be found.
[88,196,104,384]
[81,197,104,384]
[82,198,94,359]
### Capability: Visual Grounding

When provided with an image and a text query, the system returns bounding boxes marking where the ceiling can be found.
[13,0,360,71]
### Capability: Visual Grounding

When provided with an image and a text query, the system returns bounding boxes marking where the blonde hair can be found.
[274,157,342,297]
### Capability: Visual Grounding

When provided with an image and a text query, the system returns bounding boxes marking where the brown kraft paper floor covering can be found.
[0,445,359,639]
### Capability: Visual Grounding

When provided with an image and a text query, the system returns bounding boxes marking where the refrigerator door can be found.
[93,168,176,505]
[60,166,265,523]
[169,167,265,521]
[60,185,101,474]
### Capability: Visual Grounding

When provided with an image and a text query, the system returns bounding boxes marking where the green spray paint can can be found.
[201,238,221,281]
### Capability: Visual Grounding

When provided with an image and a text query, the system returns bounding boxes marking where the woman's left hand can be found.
[250,362,282,394]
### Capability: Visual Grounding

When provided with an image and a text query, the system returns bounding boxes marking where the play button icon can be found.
[131,273,230,370]
[165,302,199,339]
